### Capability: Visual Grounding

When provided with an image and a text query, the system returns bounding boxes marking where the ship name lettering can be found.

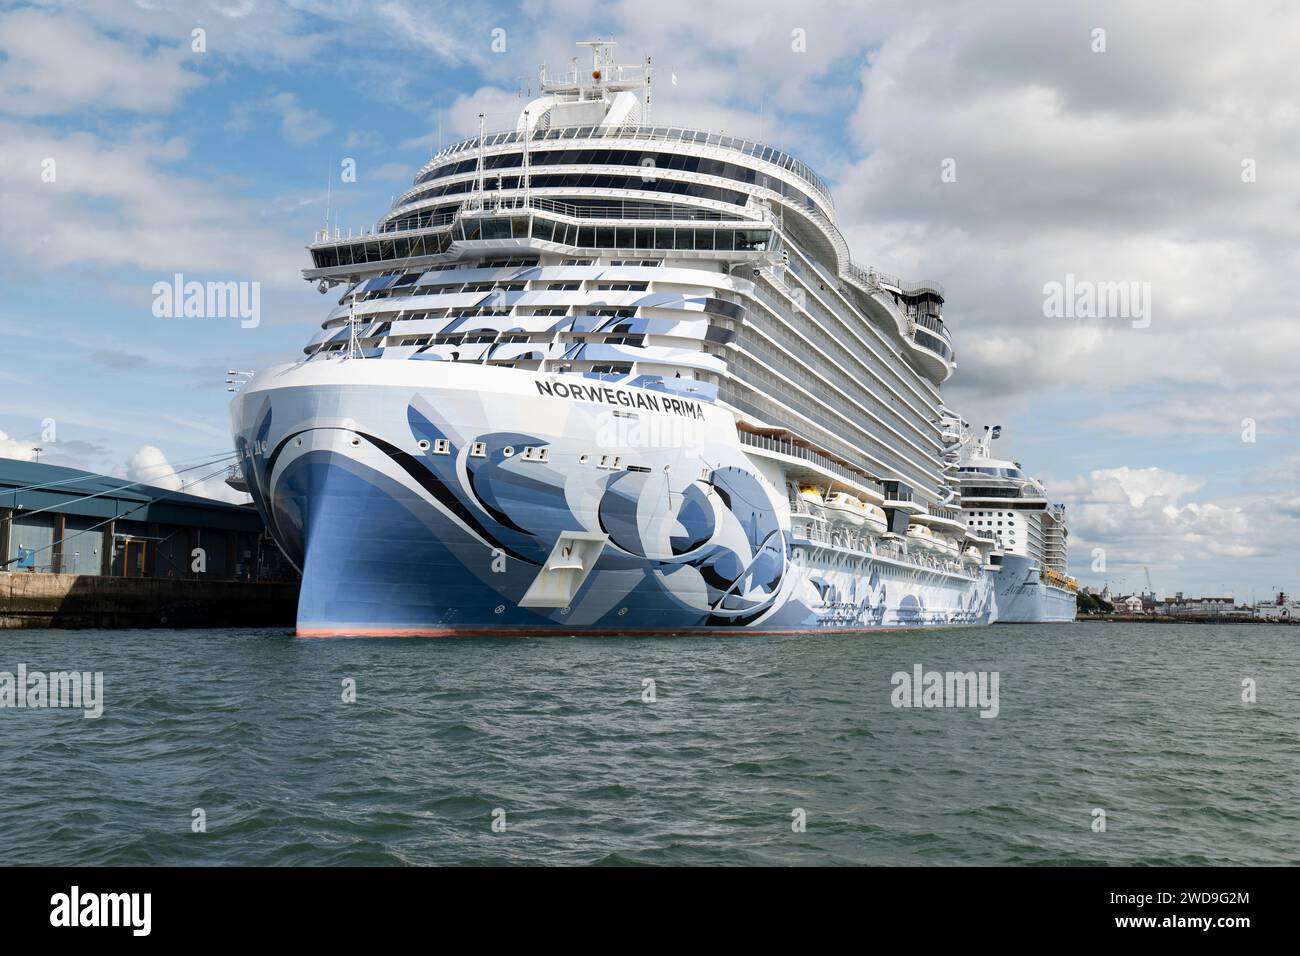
[535,380,702,418]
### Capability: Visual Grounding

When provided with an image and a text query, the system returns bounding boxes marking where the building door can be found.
[123,539,147,577]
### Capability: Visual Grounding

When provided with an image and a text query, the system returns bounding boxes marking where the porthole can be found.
[349,436,361,447]
[417,439,431,451]
[579,454,589,464]
[503,446,515,458]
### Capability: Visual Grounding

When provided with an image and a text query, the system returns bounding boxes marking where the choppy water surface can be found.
[1,622,1295,865]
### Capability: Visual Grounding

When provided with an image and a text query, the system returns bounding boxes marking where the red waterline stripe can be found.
[296,622,990,638]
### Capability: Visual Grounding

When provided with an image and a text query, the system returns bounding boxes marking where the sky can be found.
[0,0,1297,600]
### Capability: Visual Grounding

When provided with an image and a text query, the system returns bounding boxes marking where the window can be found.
[480,257,537,268]
[433,439,450,455]
[470,442,487,458]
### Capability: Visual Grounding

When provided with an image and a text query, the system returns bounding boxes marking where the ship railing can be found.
[927,502,962,523]
[313,196,744,244]
[738,431,884,497]
[458,195,738,222]
[426,124,835,209]
[796,210,951,362]
[788,523,968,575]
[910,311,950,339]
[539,63,650,89]
[899,279,945,298]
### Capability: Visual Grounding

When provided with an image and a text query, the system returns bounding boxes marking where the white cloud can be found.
[1045,463,1299,596]
[374,1,464,61]
[0,430,40,462]
[0,8,203,116]
[230,91,333,145]
[58,0,330,65]
[1086,467,1204,509]
[126,446,185,492]
[824,0,1300,435]
[0,119,303,284]
[125,446,249,504]
[269,91,333,145]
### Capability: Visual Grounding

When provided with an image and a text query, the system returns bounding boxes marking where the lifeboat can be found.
[961,545,982,564]
[798,484,826,518]
[824,491,866,527]
[861,502,888,536]
[1041,567,1080,591]
[906,523,937,553]
[932,533,961,558]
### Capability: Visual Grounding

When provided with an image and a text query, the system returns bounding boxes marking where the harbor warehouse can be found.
[1,458,266,580]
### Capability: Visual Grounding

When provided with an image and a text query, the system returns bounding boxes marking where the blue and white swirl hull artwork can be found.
[232,362,996,636]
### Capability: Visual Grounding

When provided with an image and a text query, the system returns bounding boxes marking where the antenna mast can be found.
[643,55,652,125]
[522,110,531,209]
[324,160,332,233]
[475,112,485,211]
[346,289,361,360]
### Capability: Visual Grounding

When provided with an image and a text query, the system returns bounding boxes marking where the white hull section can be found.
[992,554,1077,623]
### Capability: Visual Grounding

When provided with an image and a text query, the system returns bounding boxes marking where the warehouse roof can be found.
[0,457,262,533]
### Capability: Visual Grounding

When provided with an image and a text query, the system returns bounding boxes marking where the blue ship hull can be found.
[232,363,998,636]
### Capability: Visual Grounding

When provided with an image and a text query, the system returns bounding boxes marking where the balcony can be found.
[927,502,961,523]
[911,311,950,341]
[881,480,925,514]
[737,431,884,499]
[313,195,745,246]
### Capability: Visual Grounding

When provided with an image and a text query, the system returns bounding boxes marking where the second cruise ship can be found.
[230,41,1002,635]
[958,427,1078,623]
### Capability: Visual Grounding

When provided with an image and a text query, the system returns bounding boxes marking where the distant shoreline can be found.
[1078,613,1296,625]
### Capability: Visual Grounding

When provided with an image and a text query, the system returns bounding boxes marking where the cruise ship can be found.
[229,41,1002,636]
[957,427,1077,623]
